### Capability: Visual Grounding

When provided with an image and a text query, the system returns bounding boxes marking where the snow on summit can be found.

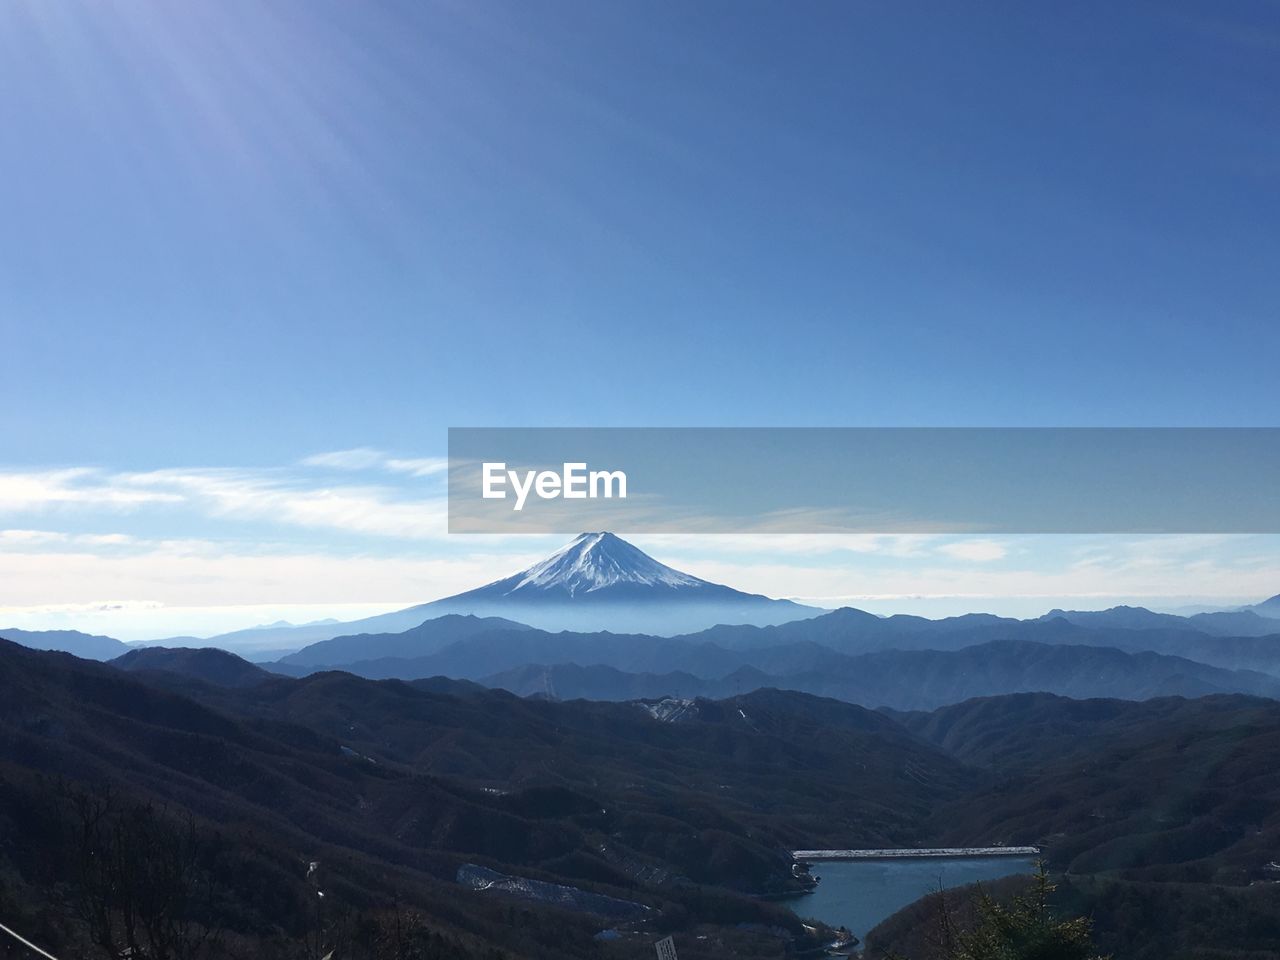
[435,531,820,632]
[510,532,706,596]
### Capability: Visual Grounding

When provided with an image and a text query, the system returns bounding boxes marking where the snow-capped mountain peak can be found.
[200,532,817,645]
[508,532,707,597]
[428,531,816,632]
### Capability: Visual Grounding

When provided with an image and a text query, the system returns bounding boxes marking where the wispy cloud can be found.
[300,448,449,478]
[0,469,184,510]
[385,457,449,477]
[937,539,1008,562]
[300,448,389,470]
[0,464,450,541]
[0,529,136,548]
[0,531,545,619]
[633,532,1007,562]
[124,468,449,539]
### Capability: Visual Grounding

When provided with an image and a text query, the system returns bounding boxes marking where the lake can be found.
[781,856,1036,942]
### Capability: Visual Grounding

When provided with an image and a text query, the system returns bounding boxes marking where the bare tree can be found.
[66,784,222,960]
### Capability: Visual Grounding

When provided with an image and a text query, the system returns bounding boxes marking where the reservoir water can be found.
[782,856,1036,942]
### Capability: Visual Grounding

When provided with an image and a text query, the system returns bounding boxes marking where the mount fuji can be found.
[201,533,820,653]
[397,532,819,635]
[464,532,711,599]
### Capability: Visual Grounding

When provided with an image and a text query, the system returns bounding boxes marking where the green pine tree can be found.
[891,862,1108,960]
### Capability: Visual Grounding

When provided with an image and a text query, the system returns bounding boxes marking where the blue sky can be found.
[2,2,1278,637]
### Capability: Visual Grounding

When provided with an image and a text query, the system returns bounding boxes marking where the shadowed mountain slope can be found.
[0,637,980,958]
[112,645,275,687]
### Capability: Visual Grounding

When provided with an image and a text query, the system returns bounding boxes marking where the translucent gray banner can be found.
[447,428,1280,533]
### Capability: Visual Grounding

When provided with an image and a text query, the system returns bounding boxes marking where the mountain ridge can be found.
[0,627,130,660]
[475,639,1280,711]
[112,645,274,687]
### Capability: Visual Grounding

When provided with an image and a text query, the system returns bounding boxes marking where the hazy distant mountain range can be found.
[6,533,1280,713]
[0,627,130,660]
[478,641,1280,711]
[1040,604,1280,636]
[94,612,1280,712]
[1247,592,1280,617]
[276,614,536,668]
